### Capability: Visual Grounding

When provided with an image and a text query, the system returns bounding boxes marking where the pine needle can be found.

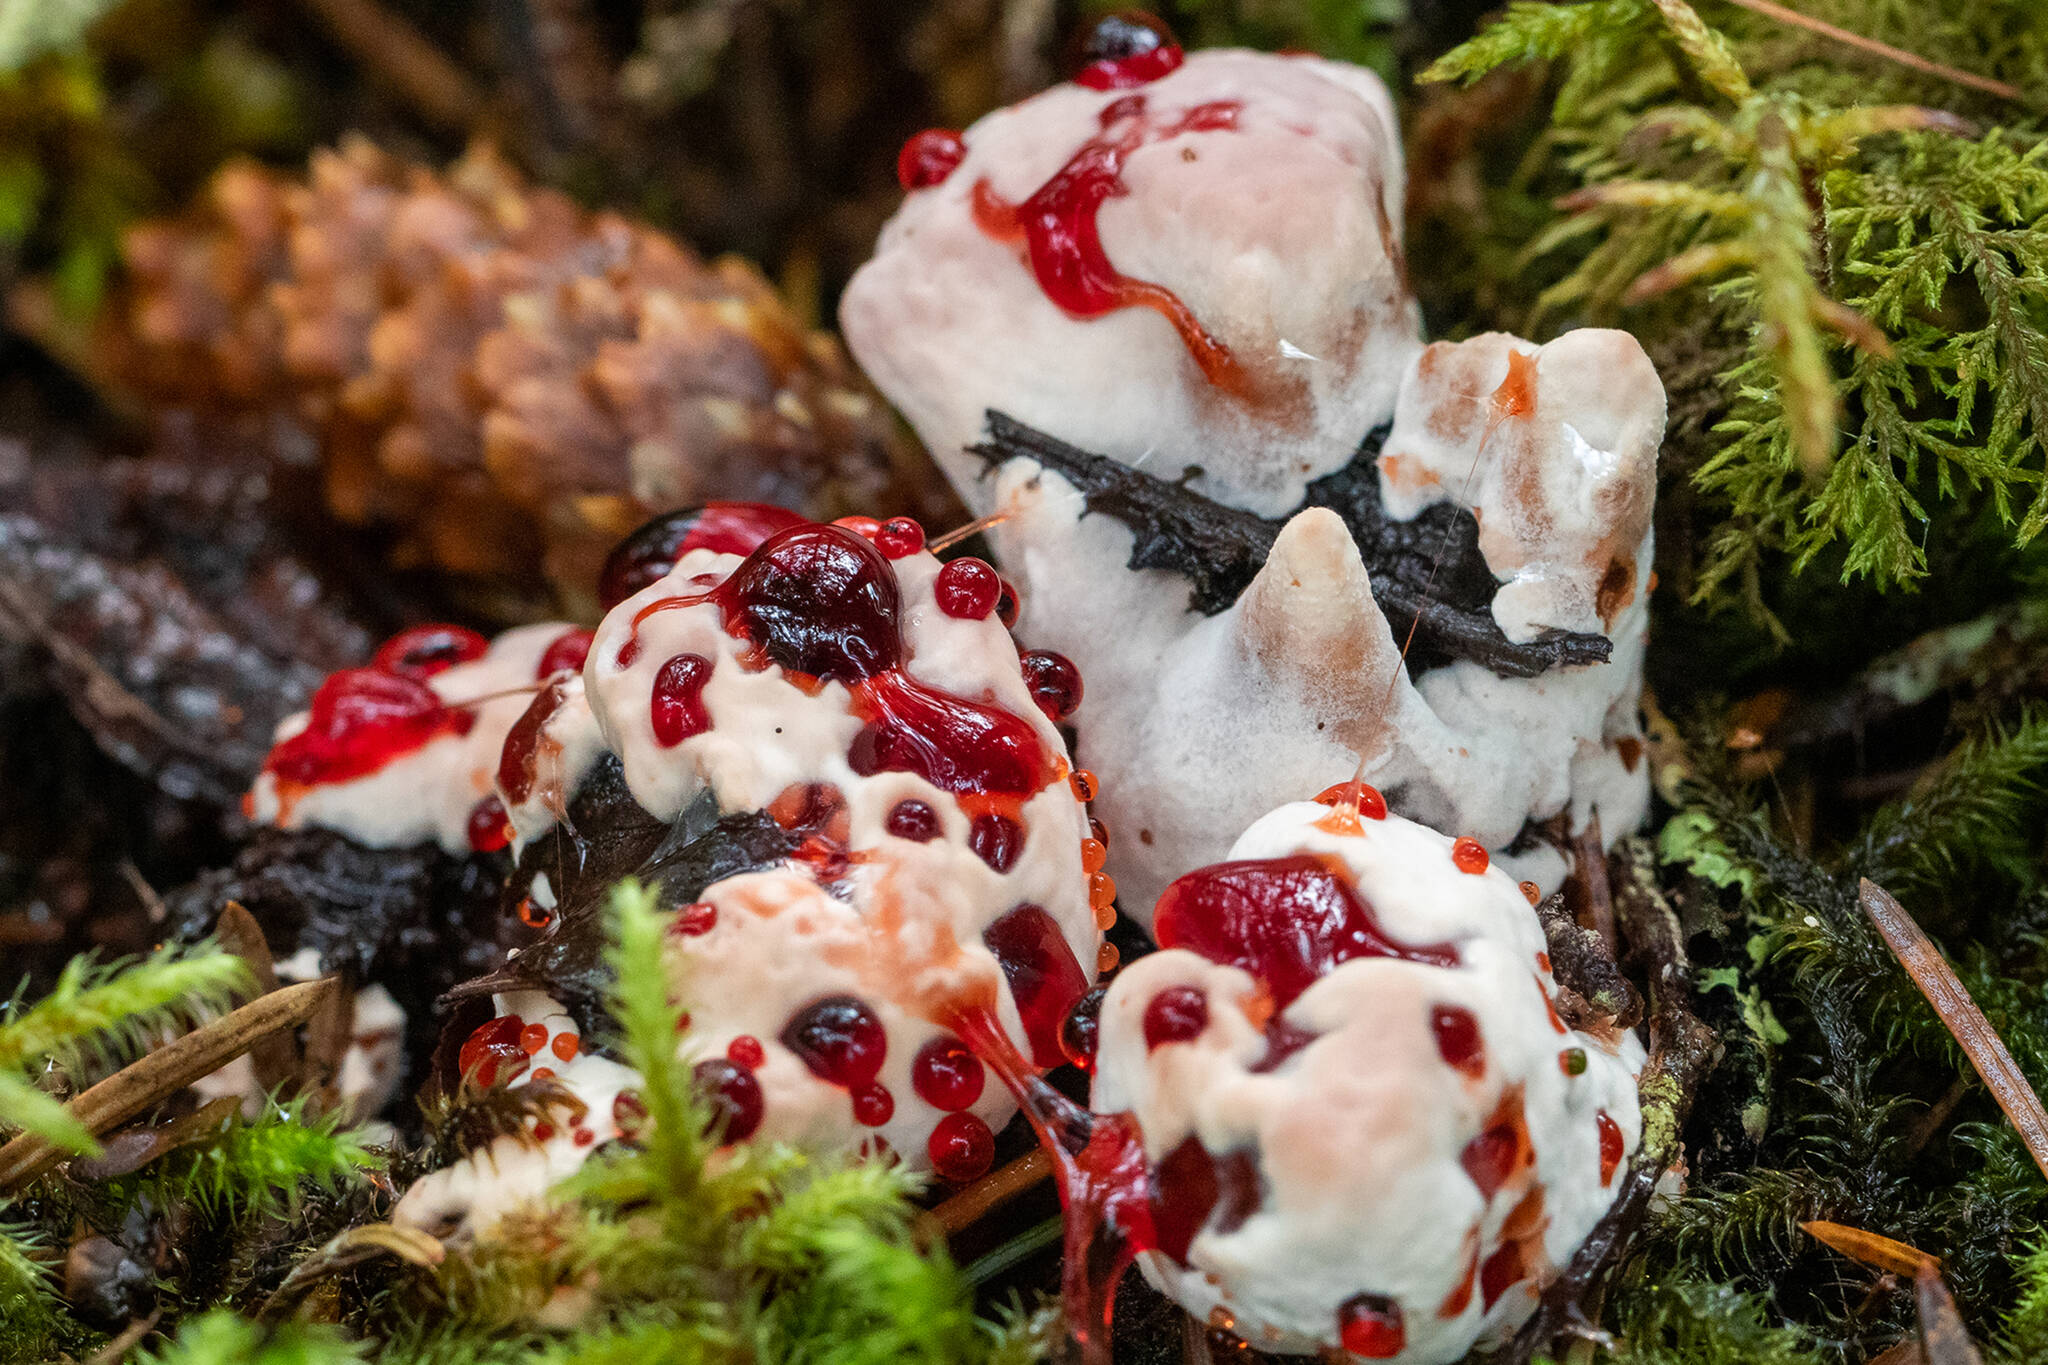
[1801,1218,1938,1275]
[1858,878,2048,1183]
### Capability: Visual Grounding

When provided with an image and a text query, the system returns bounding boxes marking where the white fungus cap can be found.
[1092,799,1643,1361]
[840,44,1665,916]
[391,527,1101,1237]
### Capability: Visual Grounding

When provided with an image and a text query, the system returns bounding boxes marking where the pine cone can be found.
[102,137,950,612]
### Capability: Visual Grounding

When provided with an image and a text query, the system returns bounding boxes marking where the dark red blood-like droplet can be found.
[835,515,882,538]
[852,1084,895,1126]
[874,517,925,558]
[694,1058,764,1142]
[1313,780,1388,820]
[850,673,1055,797]
[994,578,1021,629]
[1150,1134,1219,1263]
[717,524,902,681]
[467,796,511,853]
[265,668,471,789]
[1143,985,1208,1050]
[1153,854,1458,1010]
[1061,984,1107,1071]
[886,799,940,841]
[1337,1294,1406,1358]
[372,624,489,679]
[968,811,1027,872]
[673,901,717,936]
[651,653,714,746]
[1089,816,1110,848]
[599,503,808,610]
[781,996,888,1088]
[723,1035,763,1068]
[1460,1089,1533,1201]
[1020,649,1084,721]
[984,903,1092,1068]
[898,129,967,190]
[1597,1111,1624,1183]
[928,1111,996,1182]
[496,678,567,807]
[1070,11,1183,89]
[913,1036,985,1111]
[536,627,594,679]
[1431,1004,1484,1079]
[969,93,1246,394]
[934,557,1001,619]
[458,1015,530,1089]
[1452,837,1490,874]
[1479,1241,1526,1311]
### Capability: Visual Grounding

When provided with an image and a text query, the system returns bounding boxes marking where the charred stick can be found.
[969,411,1611,679]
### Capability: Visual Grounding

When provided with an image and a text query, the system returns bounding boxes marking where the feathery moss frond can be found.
[165,1097,381,1221]
[0,941,251,1078]
[138,1311,366,1365]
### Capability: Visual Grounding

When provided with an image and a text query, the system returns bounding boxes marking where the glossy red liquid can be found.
[1597,1110,1624,1183]
[912,1035,985,1110]
[599,502,808,610]
[967,811,1026,872]
[1060,985,1107,1071]
[1459,1087,1533,1202]
[850,671,1056,795]
[1337,1294,1406,1359]
[1075,42,1183,89]
[1020,649,1084,722]
[265,668,471,789]
[458,1015,530,1089]
[1452,836,1490,874]
[1313,780,1388,820]
[897,129,967,190]
[497,678,568,807]
[970,94,1247,393]
[467,796,511,853]
[536,627,594,679]
[886,798,940,841]
[672,901,717,936]
[983,903,1091,1068]
[1143,985,1208,1050]
[928,1110,996,1182]
[1431,1004,1485,1079]
[934,557,1001,619]
[874,517,925,558]
[372,623,489,679]
[1153,853,1458,1010]
[727,1035,765,1068]
[780,996,887,1088]
[693,1057,764,1142]
[852,1083,894,1126]
[650,653,714,746]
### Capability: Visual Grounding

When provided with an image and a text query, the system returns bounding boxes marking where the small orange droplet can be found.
[1094,901,1117,931]
[531,1066,555,1081]
[1313,780,1387,820]
[518,897,552,929]
[1519,880,1540,905]
[1089,872,1117,909]
[1071,769,1099,802]
[551,1032,580,1062]
[1452,837,1489,874]
[519,1024,548,1055]
[1097,941,1120,973]
[1079,838,1107,874]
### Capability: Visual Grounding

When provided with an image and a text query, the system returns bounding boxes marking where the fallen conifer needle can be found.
[1859,878,2048,1183]
[0,977,340,1191]
[1915,1259,1984,1365]
[1801,1219,1937,1277]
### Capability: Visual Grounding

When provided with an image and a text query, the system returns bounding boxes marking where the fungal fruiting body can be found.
[242,506,1102,1235]
[840,40,1665,916]
[1086,796,1642,1360]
